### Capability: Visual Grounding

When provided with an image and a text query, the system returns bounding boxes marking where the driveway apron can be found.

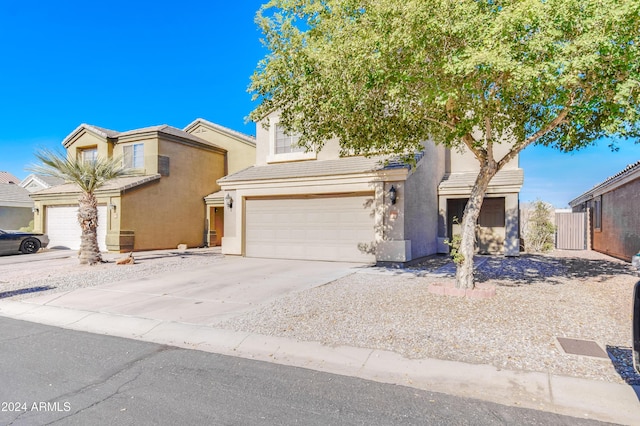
[22,256,365,325]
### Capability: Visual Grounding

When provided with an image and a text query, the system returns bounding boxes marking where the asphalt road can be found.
[0,317,611,426]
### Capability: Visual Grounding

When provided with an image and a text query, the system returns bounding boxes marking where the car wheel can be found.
[20,238,41,254]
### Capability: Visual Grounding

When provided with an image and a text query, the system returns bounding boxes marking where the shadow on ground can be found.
[407,252,638,286]
[0,286,55,299]
[607,345,640,386]
[105,250,223,264]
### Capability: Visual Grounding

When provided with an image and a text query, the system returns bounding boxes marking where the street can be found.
[0,317,609,425]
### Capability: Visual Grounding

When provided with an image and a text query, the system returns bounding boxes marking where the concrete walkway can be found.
[0,256,638,425]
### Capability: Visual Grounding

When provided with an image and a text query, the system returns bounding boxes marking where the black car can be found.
[0,229,49,255]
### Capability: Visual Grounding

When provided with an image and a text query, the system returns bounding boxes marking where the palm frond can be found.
[28,149,134,193]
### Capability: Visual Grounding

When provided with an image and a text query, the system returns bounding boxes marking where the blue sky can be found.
[1,1,638,208]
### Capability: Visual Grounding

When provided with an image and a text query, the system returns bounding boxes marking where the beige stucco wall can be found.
[255,114,342,166]
[0,207,33,229]
[220,168,408,257]
[113,135,160,175]
[31,192,118,238]
[447,142,519,173]
[65,131,113,161]
[401,141,447,259]
[119,138,225,251]
[186,123,256,174]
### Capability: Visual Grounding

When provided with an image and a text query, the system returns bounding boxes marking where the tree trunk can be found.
[454,164,498,289]
[77,192,102,265]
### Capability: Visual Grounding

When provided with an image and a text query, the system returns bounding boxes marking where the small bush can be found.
[525,201,555,253]
[19,220,34,232]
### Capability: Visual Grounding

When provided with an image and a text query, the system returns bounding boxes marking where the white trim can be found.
[183,118,256,147]
[266,117,316,163]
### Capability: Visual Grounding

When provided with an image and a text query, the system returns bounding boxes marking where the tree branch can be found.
[462,133,487,162]
[497,101,573,170]
[425,117,456,131]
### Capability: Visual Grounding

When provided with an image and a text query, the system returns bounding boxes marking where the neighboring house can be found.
[569,161,640,261]
[0,177,34,229]
[20,174,65,193]
[218,112,523,264]
[0,171,20,184]
[183,118,257,246]
[31,121,255,252]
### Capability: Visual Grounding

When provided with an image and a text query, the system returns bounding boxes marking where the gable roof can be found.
[30,175,162,197]
[184,118,256,147]
[20,174,65,191]
[62,123,226,153]
[0,183,34,207]
[219,155,405,184]
[569,160,640,206]
[0,171,20,184]
[62,124,120,147]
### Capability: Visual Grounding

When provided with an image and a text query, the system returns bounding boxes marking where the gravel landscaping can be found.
[219,250,640,386]
[1,247,639,387]
[0,249,224,300]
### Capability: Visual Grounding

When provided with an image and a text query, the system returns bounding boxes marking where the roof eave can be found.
[184,118,257,147]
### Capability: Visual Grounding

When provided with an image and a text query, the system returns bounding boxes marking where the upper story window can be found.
[275,125,305,154]
[123,143,144,169]
[78,147,97,165]
[267,120,316,163]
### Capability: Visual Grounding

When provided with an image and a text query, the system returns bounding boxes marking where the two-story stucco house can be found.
[218,113,523,264]
[31,120,255,252]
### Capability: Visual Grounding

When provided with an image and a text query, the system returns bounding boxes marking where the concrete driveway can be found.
[19,256,365,326]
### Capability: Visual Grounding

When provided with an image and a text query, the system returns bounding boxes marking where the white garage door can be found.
[245,195,376,262]
[46,205,108,251]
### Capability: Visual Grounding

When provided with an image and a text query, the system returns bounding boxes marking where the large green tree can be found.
[249,0,640,289]
[30,150,131,265]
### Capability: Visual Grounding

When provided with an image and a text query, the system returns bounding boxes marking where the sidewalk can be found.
[1,260,639,426]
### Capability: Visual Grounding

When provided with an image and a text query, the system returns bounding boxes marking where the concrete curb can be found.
[1,299,638,425]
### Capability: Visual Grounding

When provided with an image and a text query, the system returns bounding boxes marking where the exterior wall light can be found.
[108,203,117,212]
[32,206,39,214]
[225,193,233,209]
[389,185,397,205]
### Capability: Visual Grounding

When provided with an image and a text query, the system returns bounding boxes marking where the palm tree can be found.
[30,149,131,265]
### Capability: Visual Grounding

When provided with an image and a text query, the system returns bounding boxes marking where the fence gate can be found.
[555,212,587,250]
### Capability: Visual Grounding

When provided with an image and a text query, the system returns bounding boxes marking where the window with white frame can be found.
[275,124,305,154]
[78,147,97,164]
[123,143,144,169]
[267,121,316,163]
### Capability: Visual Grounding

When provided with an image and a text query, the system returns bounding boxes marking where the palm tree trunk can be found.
[77,192,103,265]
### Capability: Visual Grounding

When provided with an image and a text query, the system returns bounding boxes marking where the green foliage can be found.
[250,0,640,157]
[444,234,464,266]
[250,0,640,287]
[28,149,133,265]
[19,220,34,233]
[444,216,464,265]
[526,200,556,253]
[28,149,132,194]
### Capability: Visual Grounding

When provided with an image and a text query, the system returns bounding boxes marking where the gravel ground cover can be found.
[220,250,640,386]
[0,248,224,300]
[1,247,638,386]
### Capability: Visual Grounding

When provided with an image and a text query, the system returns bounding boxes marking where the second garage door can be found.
[46,205,108,251]
[245,195,376,262]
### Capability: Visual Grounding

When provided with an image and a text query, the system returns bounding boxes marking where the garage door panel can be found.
[46,205,108,251]
[245,196,375,262]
